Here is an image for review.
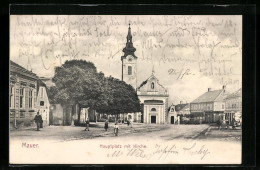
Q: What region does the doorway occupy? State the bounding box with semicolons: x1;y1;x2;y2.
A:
151;116;156;123
171;116;175;124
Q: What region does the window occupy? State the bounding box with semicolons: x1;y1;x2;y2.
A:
20;111;25;118
10;112;14;118
40;101;44;106
10;86;14;108
222;104;225;109
20;88;24;108
151;82;154;89
29;89;33;108
151;108;156;112
128;66;132;75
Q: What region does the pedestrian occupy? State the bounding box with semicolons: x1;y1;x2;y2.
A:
104;119;109;131
130;119;133;128
127;120;130;126
85;117;90;131
232;117;236;129
34;110;43;131
114;121;119;136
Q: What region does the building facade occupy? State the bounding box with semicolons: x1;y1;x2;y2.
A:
167;104;178;124
36;79;50;126
137;74;169;124
224;88;242;125
9;61;38;128
190;86;229;123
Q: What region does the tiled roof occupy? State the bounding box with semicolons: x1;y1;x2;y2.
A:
191;89;224;103
225;88;242;99
10;60;38;79
180;103;190;110
175;104;188;111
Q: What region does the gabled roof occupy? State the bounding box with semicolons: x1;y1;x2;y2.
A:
191;89;226;103
137;74;163;90
225;88;242;99
175;104;188;111
179;103;190;111
10;60;38;79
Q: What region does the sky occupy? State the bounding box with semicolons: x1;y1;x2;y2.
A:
10;15;242;104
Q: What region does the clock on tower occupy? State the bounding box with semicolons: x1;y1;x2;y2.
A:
121;23;138;91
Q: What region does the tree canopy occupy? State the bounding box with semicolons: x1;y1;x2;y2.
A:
49;59;140;116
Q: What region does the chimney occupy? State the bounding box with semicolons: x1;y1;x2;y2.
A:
223;85;226;90
180;101;183;104
208;88;211;92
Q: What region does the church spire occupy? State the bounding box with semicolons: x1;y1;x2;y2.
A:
122;21;137;59
127;21;132;42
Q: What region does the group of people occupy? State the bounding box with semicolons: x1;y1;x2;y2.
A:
33;112;130;137
84;118;122;136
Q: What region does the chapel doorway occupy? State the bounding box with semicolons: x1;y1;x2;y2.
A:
171;116;175;124
151;116;156;123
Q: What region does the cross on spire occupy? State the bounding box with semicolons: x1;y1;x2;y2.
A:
152;65;155;75
122;21;136;59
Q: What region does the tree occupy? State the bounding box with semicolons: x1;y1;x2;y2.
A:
49;59;141;124
96;76;141;121
50;60;99;125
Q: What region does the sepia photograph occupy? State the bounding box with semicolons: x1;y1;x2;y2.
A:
9;14;242;164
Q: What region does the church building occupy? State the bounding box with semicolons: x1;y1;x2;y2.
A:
121;23;169;124
137;71;169;124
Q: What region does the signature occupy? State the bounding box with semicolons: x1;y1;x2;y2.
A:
183;142;210;160
168;68;194;79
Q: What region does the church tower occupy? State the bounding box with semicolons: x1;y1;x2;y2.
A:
121;23;137;90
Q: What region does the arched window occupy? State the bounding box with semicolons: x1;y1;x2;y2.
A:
128;66;132;75
151;108;156;112
151;82;154;89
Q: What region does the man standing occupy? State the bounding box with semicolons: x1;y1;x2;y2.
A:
34;111;43;131
114;121;119;136
104;119;108;131
85;117;90;131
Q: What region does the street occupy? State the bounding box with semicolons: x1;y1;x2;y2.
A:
9;123;242;164
10;122;241;142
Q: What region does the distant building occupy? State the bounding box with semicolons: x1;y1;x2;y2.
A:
224;88;242;124
36;79;50;126
167;104;178;124
9;60;38;128
190;86;229;123
175;101;190;115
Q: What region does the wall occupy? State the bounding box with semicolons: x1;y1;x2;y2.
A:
213;102;225;111
36;86;50;126
143;104;165;124
49;104;64;125
9;75;37;129
190;102;214;112
225;96;242;112
122;56;137;90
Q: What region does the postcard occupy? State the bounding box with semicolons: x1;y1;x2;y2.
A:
9;15;242;164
